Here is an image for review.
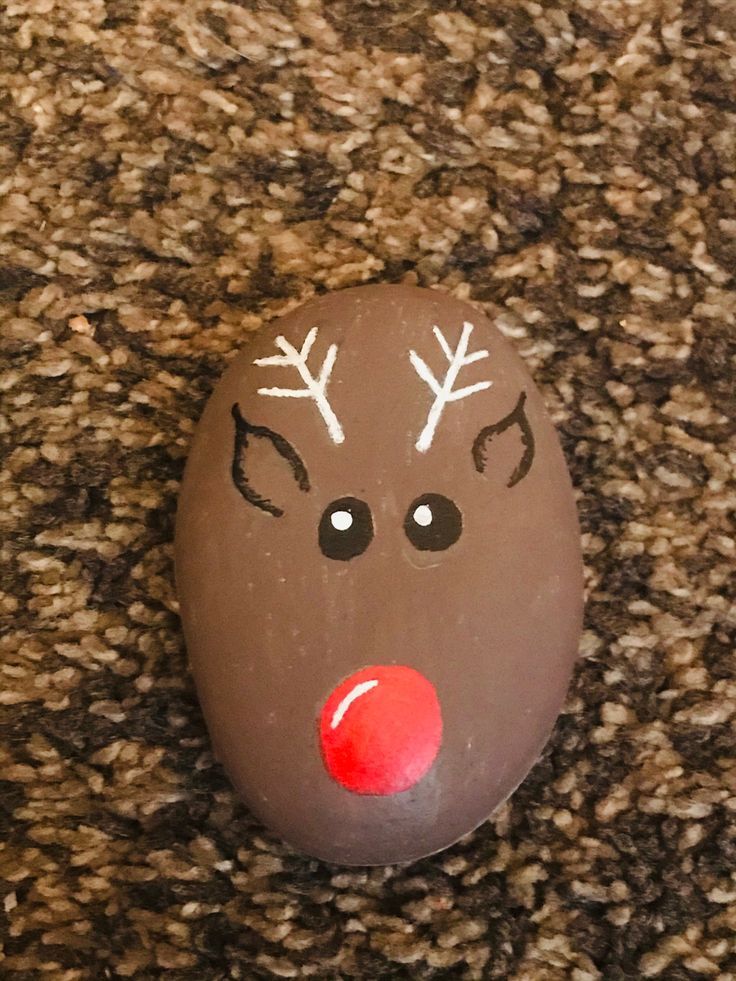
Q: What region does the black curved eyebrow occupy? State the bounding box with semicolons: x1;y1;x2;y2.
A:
471;391;535;488
231;403;310;517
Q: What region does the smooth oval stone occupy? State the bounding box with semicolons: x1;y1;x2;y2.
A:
175;284;584;865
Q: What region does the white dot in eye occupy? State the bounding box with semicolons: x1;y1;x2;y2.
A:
331;510;353;532
413;504;433;527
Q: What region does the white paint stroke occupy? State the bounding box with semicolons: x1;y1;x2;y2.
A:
331;679;378;729
254;326;344;444
410;321;492;452
330;510;353;532
413;504;433;527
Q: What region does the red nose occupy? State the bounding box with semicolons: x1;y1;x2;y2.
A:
318;665;443;795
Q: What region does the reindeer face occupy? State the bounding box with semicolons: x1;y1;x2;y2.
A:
175;285;583;865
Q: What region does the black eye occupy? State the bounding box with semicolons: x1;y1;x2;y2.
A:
319;497;373;561
404;493;462;552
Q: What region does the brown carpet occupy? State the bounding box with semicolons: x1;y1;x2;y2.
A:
2;1;735;978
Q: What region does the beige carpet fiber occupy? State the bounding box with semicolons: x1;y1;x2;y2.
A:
1;1;735;978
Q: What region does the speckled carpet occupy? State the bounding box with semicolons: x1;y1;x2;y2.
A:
1;1;735;978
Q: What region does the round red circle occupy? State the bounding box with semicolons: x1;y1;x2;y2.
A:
318;665;443;795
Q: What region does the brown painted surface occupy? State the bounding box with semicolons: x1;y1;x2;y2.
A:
175;285;584;865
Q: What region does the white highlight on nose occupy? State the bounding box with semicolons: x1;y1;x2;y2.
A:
413;504;433;527
331;679;378;729
330;510;353;532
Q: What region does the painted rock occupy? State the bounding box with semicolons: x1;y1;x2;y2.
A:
175;284;584;865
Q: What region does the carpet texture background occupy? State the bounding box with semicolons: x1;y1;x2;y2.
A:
1;1;735;978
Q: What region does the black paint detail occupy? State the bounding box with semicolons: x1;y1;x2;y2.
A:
319;497;373;561
230;403;310;517
471;391;535;488
404;493;463;552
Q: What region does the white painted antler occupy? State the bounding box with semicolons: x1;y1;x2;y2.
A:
410;321;491;452
254;327;344;444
